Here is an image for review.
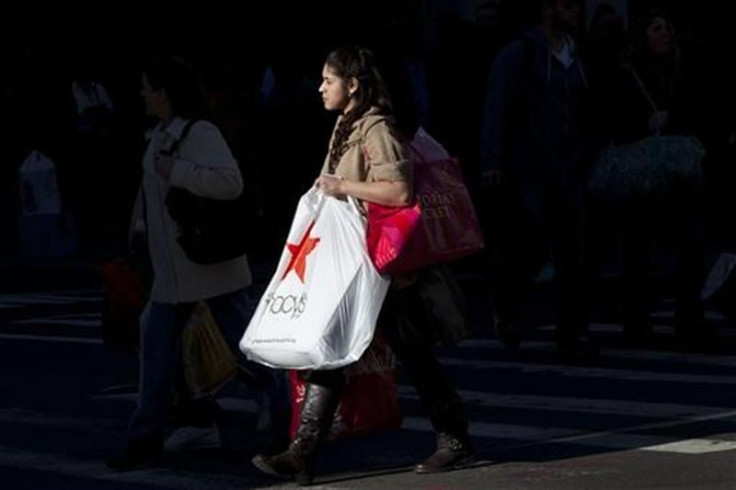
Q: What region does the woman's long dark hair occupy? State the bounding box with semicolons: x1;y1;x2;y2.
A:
325;46;394;172
620;10;682;105
622;10;679;63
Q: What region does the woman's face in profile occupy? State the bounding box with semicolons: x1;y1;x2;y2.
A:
647;16;673;55
140;73;168;119
318;64;351;112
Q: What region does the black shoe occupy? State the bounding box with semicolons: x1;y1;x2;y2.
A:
414;433;476;474
106;438;162;471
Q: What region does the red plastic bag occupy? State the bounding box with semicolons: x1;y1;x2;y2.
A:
289;333;401;440
100;258;146;352
366;130;485;274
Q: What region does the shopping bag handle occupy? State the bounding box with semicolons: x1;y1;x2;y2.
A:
404;141;429;164
347;195;365;217
305;186;328;217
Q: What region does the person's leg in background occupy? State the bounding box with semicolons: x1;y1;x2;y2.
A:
206;287;291;450
489;185;545;350
581;194;609;340
163;351;225;452
380;284;475;474
547;187;597;359
670;191;711;349
107;300;195;470
621;199;654;347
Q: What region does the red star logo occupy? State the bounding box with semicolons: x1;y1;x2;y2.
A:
281;221;321;283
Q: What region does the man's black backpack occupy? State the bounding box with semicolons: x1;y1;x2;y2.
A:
164;120;251;264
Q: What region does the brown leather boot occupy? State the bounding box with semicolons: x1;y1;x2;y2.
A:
414;432;476;474
252;438;315;486
251;383;339;486
415;395;475;474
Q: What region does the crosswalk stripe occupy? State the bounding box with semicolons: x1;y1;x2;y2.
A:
0;294;101;307
90;394;260;415
516;409;736;455
7;400;735;457
538;323;675;334
0;433;732;490
639;438;736;454
403;417;579;440
402;418;725;453
437;356;736;385
4;330;735;383
0;334;102;344
399;387;733;419
595;348;736;368
651;310;728;321
17;289;102;296
0;445;269;490
3;328;735;388
95;391;736;424
389;417;736;454
86;393;736;455
456;338;736;368
0;408;118;435
10;313;102;328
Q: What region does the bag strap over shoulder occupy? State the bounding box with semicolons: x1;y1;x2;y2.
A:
622;64;658;113
162;119;199;157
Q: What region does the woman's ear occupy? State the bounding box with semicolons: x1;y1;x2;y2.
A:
348;77;360;97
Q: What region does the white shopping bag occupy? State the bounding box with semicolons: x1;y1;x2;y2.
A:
240;188;390;369
19;150;62;216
